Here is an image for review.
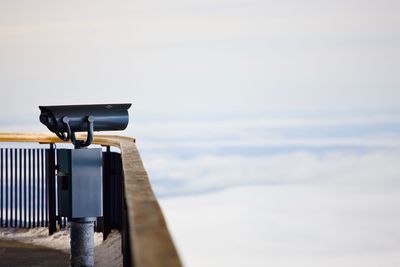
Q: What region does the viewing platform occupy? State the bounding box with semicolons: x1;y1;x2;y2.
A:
0;132;183;267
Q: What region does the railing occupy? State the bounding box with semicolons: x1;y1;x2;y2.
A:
0;148;49;228
0;132;183;267
0;145;115;233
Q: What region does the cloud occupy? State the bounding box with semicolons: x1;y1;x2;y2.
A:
133;117;400;155
160;179;400;266
131;118;400;196
139;117;400;266
147;150;400;197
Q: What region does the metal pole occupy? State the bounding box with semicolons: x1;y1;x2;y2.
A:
70;142;96;267
70;217;96;267
47;144;56;235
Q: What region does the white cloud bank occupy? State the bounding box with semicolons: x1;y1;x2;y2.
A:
141;119;400;267
160;152;400;267
148;151;400;196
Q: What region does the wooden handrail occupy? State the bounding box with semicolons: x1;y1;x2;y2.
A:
0;132;183;267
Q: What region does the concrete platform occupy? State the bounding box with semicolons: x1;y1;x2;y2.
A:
0;240;69;267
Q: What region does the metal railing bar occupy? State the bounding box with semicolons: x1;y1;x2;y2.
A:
45;149;49;227
19;149;22;227
0;148;3;227
32;149;36;227
23;149;27;228
36;149;39;227
14;149;18;227
10;149;13;227
5;149;8;227
28;149;31;228
41;149;45;227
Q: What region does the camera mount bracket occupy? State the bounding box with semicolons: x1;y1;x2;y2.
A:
58;115;95;148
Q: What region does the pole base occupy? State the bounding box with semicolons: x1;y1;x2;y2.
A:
70;218;95;267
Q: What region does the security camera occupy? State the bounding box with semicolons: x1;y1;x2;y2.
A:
39;103;131;147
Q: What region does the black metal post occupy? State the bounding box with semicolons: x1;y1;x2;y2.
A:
0;149;3;227
32;150;36;227
5;149;9;227
23;149;27;228
28;149;32;228
47;144;56;235
41;149;45;227
35;149;40;227
102;149;112;240
43;149;49;227
10;149;13;227
14;149;17;227
19;149;22;227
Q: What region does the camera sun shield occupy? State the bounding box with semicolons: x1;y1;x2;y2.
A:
39;103;131;147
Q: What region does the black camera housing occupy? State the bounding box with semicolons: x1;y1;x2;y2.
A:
39;103;131;133
39;103;131;147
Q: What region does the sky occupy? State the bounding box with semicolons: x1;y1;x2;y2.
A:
0;0;399;119
1;0;400;266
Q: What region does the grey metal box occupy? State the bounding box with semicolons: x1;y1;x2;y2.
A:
57;148;103;219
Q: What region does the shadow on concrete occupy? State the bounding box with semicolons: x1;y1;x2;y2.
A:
0;240;69;267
